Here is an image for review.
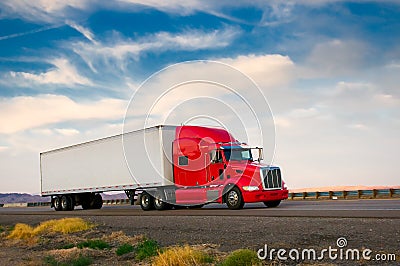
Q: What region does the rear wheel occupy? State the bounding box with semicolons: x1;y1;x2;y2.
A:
92;194;103;209
81;193;102;209
154;190;172;211
140;191;154;211
61;195;73;211
226;187;244;210
81;198;91;210
263;200;281;208
54;196;62;211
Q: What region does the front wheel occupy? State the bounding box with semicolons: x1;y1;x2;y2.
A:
263;200;281;208
140;191;154;211
226;187;244;210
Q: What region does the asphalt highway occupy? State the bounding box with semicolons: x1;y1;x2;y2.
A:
0;199;399;218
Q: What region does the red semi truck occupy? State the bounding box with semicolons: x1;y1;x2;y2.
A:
40;125;288;211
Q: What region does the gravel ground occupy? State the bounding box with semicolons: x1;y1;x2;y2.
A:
0;214;399;265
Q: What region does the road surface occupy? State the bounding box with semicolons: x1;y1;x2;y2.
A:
0;199;399;218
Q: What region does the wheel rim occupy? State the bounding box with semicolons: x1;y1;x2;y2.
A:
227;190;239;206
154;197;162;207
61;197;68;209
141;194;150;207
55;198;61;208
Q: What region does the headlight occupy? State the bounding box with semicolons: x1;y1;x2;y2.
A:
242;186;259;191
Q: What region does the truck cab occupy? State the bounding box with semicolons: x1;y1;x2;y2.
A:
171;125;288;209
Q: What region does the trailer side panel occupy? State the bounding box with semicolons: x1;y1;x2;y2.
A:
40;125;176;196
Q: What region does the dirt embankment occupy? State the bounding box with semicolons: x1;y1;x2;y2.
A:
0;215;399;265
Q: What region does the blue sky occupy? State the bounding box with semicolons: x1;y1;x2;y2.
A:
0;1;399;193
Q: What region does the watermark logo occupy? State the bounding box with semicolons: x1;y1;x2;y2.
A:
257;237;397;262
336;237;347;248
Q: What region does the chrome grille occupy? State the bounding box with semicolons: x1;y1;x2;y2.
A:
262;168;282;190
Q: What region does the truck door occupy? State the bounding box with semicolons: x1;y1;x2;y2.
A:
173;139;207;186
208;149;225;183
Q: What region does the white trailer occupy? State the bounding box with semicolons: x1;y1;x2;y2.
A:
40;125;176;211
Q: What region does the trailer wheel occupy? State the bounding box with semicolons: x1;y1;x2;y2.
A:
226;187;244;210
61;195;73;211
154;190;172;211
54;196;62;211
92;194;103;209
140;191;154;211
69;195;76;211
82;200;91;210
263;200;281;208
81;194;92;210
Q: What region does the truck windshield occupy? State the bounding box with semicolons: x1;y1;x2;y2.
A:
222;146;253;161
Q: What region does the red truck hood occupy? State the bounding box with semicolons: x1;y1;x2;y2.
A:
227;161;261;179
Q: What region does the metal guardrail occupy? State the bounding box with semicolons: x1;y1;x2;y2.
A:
288;189;400;200
102;199;130;205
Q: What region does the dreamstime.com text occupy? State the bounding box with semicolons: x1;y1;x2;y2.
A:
257;237;397;262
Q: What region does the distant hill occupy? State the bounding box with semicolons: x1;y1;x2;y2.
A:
0;193;49;204
0;192;127;204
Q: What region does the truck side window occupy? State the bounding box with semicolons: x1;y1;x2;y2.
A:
210;150;223;164
178;156;188;166
216;151;223;163
210;150;216;162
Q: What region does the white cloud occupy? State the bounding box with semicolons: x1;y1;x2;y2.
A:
0;0;89;23
220;54;295;87
348;123;368;130
2;0;400;26
0;94;127;134
288;107;319;119
72;26;240;71
302;39;369;77
54;128;80;136
66;20;96;43
117;0;208;15
0;146;9;152
8;58;93;86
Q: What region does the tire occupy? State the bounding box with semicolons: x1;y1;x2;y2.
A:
68;195;75;211
82;201;91;209
61;195;73;211
225;187;244;210
54;196;62;211
81;194;92;210
140;191;155;211
154;190;171;211
263;200;281;208
92;194;103;209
